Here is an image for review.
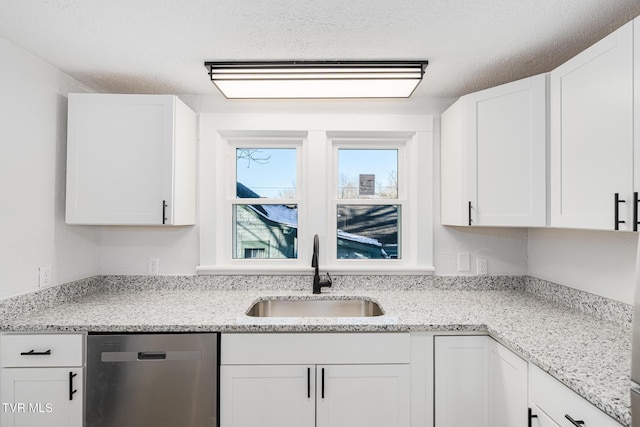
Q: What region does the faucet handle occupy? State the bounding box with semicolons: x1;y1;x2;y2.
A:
325;272;332;285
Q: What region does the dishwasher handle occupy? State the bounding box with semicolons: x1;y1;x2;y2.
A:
137;351;167;360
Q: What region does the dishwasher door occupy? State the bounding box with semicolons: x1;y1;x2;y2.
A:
86;333;218;427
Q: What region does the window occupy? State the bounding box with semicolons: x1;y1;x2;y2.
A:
233;147;299;259
198;115;434;274
335;147;402;260
244;247;266;259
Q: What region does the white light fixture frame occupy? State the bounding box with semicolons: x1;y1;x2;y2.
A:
204;61;429;99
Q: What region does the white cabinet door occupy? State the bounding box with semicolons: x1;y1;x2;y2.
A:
434;336;490;427
550;21;634;230
220;365;315;427
66;93;196;225
441;74;546;227
468;74;547;227
435;336;529;427
0;368;83;427
316;364;410;427
489;338;528;427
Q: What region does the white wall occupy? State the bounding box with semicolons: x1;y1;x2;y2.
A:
528;228;637;304
97;226;199;275
0;38;98;299
95;106;529;276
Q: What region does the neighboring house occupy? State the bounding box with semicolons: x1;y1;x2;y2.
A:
235;183;298;259
236;183;396;259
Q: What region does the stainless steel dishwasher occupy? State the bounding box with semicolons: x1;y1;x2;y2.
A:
86;333;219;427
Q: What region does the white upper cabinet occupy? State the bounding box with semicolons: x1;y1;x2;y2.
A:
441;74;547;227
550;20;634;230
66;93;197;225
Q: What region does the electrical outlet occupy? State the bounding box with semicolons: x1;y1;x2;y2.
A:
148;258;160;275
477;258;488;275
457;253;470;272
38;266;52;288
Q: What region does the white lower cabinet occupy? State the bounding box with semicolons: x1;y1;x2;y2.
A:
434;335;528;427
220;333;411;427
316;364;410;427
0;334;84;427
435;335;490;427
529;365;623;427
490;338;529;427
220;365;315;427
221;363;410;427
1;368;83;427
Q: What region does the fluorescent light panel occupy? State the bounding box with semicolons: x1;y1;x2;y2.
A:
204;61;428;99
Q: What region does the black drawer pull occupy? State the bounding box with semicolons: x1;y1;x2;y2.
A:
307;367;311;398
565;414;585;426
20;349;51;356
69;371;78;401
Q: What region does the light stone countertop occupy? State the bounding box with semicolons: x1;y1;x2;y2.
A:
1;286;632;426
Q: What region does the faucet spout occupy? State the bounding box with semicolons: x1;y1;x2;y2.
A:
312;234;319;269
311;234;332;294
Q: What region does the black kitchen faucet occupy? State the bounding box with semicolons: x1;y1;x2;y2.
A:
311;234;332;294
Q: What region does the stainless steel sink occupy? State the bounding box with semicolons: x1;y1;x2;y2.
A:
246;298;384;317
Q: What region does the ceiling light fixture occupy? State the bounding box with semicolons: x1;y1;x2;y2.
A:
204;61;429;99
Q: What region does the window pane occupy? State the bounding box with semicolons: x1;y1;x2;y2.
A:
338;149;398;199
336;205;400;259
236;148;297;198
233;204;298;259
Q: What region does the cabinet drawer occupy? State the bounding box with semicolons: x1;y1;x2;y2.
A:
222;333;410;365
1;334;83;367
529;365;622;427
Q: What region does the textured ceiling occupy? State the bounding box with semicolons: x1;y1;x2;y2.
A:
1;0;639;113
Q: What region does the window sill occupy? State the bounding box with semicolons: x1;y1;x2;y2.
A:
196;265;435;275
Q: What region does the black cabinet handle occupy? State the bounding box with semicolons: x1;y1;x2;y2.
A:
321;368;325;399
20;349;51;356
634;192;639;232
69;371;78;401
307;367;311;398
162;200;168;224
528;408;538;427
565;414;585;426
615;193;626;230
468;201;473;226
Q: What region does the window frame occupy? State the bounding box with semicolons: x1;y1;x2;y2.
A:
330;138;407;264
225;136;305;268
197;114;434;275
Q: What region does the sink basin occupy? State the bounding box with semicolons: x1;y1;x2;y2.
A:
246;298;384;317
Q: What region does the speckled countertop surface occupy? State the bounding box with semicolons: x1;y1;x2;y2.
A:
1;284;632;426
